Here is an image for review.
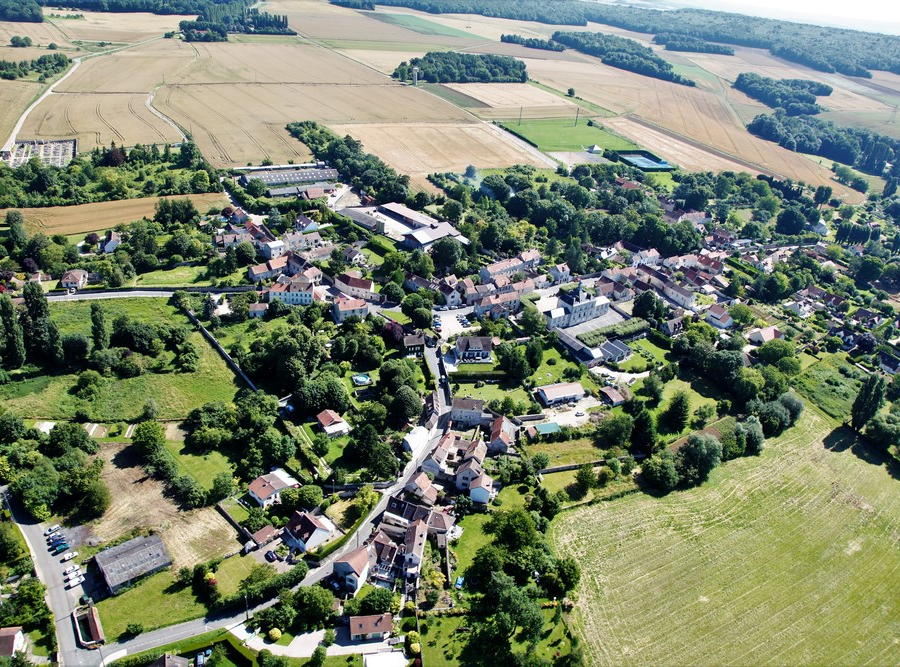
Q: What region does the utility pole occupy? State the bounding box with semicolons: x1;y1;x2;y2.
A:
574;107;580;126
518;105;523;126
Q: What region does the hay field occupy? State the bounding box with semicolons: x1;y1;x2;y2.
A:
443;82;578;119
19;92;182;150
96;443;236;568
341;49;431;74
157;82;470;167
330;121;547;185
55;39;196;93
551;408;900;666
2;192;229;236
46;9;190;44
0;80;40;146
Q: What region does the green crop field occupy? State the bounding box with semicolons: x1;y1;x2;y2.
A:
550;406;900;665
367;12;475;38
501;118;638;153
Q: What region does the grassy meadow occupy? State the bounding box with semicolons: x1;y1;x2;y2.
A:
501;117;639;152
551;406;900;665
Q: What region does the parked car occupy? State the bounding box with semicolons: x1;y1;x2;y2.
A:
44;525;60;536
63;565;79;575
264;550;277;562
575;411;585;417
60;551;78;562
65;570;82;582
48;535;66;545
53;544;70;554
65;577;84;589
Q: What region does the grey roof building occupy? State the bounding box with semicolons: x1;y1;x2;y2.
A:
94;534;172;593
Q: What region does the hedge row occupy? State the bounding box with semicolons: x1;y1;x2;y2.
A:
451;370;506;382
214;562;308;611
646;328;672;350
495;122;539;148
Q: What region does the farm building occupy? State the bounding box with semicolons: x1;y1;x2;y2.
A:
536;382;585;407
239;167;338;188
94;535;172;594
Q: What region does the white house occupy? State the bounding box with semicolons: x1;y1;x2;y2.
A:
784;301;813;319
317;410;351;438
101;231;121;254
284;511;332;552
536;382;584;407
335;272;377;300
333;296;368;323
748;326;783;345
403;520;427;580
0;627;25;659
541;284;610;329
455;337;493;361
402;426;430;457
60;269;88;289
705;304;734;329
247;468;300;508
549;263;571;284
334;545;371;595
262;240;286;260
268;278;315;306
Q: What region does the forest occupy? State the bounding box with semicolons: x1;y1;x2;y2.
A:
346;0;900;77
392;52;528;84
500;34;564;52
0;0;42;22
652;33;734;55
33;0;254;17
0;53;70;82
746;111;900;176
733;72;832;116
553;31;696;86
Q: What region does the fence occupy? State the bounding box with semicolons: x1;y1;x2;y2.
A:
184;309;258;391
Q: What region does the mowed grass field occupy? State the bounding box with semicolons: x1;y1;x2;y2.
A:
551;406;900;665
0;192;228;236
501;117;638;152
0;298;241;421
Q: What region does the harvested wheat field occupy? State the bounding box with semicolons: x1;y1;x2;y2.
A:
3;193;229;236
56;39;196;94
551;408;900;666
526;56;864;197
19;91;182;150
95;443;237;568
0;18;69;48
443;82;578;120
331;121;547;183
0;81;41;146
157;82;468;166
170;41;388;85
46;10;190;44
341;49;431;74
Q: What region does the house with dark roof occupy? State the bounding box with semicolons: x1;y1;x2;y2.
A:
403;334;425;357
334;545;372;595
285;511;332;552
455;337;492;361
450;398;485;426
94;534;172;594
598;339;632;363
349;613;392;641
0;627;25;658
879;351;900;375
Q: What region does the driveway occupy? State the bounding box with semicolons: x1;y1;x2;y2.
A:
543;396;603;427
232;623;394;658
435;308;476;341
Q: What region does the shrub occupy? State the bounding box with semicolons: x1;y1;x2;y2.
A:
124;622;144;637
268;628;282;642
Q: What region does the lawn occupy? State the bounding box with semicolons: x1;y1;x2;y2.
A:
131;264;212;287
221;496;250;524
111;628;255;666
302;423;349;466
450;512;491;576
551;406;900;665
501;117;638;153
95;569;207;640
453;382;530;404
647;376;720;442
214;555;259;597
164;440;233;490
525;438;600;467
632;337;670;364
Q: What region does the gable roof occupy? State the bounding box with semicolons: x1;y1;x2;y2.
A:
0;627;22;657
286;511;328;542
335;545;371;576
94;535;172;590
349;613;392;636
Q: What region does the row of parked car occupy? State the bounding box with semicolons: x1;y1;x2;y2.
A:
44;524;83;589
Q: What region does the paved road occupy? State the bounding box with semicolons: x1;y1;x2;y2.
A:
2;487;91;666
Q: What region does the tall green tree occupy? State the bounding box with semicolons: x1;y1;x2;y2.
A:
851;374;886;432
0;294;26;369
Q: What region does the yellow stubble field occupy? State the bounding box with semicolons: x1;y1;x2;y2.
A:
45;9;190;44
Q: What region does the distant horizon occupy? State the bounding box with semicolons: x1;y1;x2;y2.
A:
601;0;900;36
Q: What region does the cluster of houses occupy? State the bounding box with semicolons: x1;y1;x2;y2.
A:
346;202;469;252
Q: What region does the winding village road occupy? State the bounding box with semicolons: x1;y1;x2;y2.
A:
10;287;454;665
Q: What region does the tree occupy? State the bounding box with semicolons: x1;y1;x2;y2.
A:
744;416;765;455
295;484;324;509
90;302;109;351
632;291;667;323
484;509;538;552
359;586;393;615
864;411;900;449
775;205;805;235
757;338;795;365
777;392;804;425
675;434;722;487
575;464;596;492
594;413;633;449
431;236;462;271
728;303;754;327
519;304;546;336
661;391;691;432
757;400;791;435
131;421;166;456
391;385;422;423
641;450;679;492
467;544;506;590
309;646;327;667
641;374;664;404
854;255;884;285
79;479;111;519
0;295;25;369
209;472;235;502
851;374;886;432
294;585;335;629
381;282;404;303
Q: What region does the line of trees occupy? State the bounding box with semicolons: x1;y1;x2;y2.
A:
733;72;831;116
500;34;564;52
355;0;900;77
392;52;528;84
0;53;70;82
652;33;733;55
747;111;900;176
34;0;254;18
552;31;696;86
